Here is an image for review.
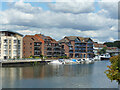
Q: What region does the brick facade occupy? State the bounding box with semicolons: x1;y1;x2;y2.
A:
59;36;94;58
23;34;65;58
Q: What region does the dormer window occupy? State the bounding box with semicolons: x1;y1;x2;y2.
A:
31;38;34;41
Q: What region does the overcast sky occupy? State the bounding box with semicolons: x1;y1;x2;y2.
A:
0;0;119;43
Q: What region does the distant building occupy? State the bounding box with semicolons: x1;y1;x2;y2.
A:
0;30;23;59
59;36;94;58
106;47;120;56
23;34;65;58
93;42;107;55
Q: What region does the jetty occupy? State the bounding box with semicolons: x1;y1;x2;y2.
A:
1;59;51;67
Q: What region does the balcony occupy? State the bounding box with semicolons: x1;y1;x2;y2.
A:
69;47;73;50
87;45;93;47
53;54;60;57
87;48;93;50
75;41;81;43
87;51;93;53
68;44;72;46
47;50;52;52
47;55;52;57
75;51;79;53
75;44;80;46
75;48;79;50
69;51;73;53
54;50;61;52
53;46;60;49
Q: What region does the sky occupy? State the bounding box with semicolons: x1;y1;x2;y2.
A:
0;0;119;43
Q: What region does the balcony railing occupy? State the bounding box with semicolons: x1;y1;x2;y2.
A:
87;48;93;50
69;51;73;53
75;41;81;43
68;44;72;46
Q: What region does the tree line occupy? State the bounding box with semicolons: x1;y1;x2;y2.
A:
104;41;120;49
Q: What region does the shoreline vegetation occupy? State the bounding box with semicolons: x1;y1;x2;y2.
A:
105;54;120;90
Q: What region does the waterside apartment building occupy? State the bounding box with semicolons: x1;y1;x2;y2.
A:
93;42;107;55
23;34;65;58
0;30;23;59
59;36;94;58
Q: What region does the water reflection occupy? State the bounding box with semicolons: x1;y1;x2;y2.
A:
2;64;94;80
2;62;118;88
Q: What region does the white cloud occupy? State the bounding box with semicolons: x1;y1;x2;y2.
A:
17;30;41;35
48;1;95;13
14;1;43;13
0;1;118;43
109;37;116;42
1;7;116;31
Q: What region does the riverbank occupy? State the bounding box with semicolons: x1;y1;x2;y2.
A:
1;59;51;67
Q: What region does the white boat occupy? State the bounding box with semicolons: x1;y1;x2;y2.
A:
49;60;64;64
94;55;101;61
77;58;86;64
94;53;111;61
77;58;94;64
85;58;94;64
64;59;75;64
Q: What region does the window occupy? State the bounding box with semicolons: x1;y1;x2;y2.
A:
13;50;17;54
18;45;20;49
4;50;8;54
9;40;11;43
30;47;32;49
31;38;34;41
4;45;8;49
62;45;64;48
18;40;21;44
9;45;11;49
4;39;8;43
9;50;11;55
30;51;32;53
30;43;32;45
13;45;17;49
14;40;17;43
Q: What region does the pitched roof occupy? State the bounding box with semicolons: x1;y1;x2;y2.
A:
24;35;41;42
58;38;69;43
59;36;92;43
0;30;23;36
65;36;77;41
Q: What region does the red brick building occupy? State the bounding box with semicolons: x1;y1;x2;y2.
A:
23;34;65;58
23;35;42;58
59;36;94;58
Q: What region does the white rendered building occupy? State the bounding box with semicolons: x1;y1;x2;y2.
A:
0;30;23;60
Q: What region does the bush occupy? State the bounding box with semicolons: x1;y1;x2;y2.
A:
105;54;120;84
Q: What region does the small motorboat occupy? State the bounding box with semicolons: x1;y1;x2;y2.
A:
49;60;64;65
85;58;94;64
94;53;111;61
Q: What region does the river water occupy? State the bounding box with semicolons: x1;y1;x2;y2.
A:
1;61;118;88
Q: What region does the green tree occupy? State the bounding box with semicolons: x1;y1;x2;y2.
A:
105;54;120;89
104;41;120;49
99;47;107;55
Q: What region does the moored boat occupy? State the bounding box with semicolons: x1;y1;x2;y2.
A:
48;60;64;65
